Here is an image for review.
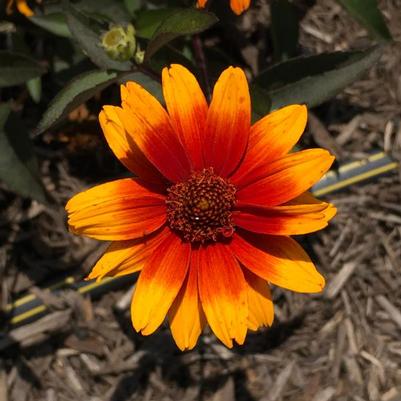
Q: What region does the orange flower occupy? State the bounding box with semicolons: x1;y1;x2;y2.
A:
197;0;250;15
66;64;336;350
6;0;34;16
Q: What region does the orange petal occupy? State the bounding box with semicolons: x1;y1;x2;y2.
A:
196;243;248;348
120;82;191;183
230;0;251;15
87;227;170;281
204;67;251;177
168;263;205;351
237;149;334;206
66;179;166;241
99;107;166;186
16;0;34;16
244;269;274;331
162;64;208;171
231;232;325;293
234;196;336;235
131;232;191;335
197;0;207;8
231;105;307;185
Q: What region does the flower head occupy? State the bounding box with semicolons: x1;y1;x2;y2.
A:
197;0;250;15
66;64;336;350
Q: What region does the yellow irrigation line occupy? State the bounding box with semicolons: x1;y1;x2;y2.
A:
313;162;398;197
10;305;47;325
4;276;75;312
78;277;114;294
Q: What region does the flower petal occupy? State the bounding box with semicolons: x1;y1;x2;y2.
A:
131;232;191;335
231;105;307;185
16;0;34;16
236;149;334;206
119;82;191;182
162;64;208;171
204;67;251;177
244;269;274;331
231;232;325;293
197;243;248;348
197;0;207;7
87;227;170;281
234;197;336;235
99;106;166;186
66;179;166;241
168;263;205;351
230;0;251;15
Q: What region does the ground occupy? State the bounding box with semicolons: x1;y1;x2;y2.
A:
1;0;401;400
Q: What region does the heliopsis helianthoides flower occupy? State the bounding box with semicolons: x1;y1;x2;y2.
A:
6;0;34;17
197;0;250;15
66;64;336;350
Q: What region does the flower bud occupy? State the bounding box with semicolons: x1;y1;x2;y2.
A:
101;24;136;62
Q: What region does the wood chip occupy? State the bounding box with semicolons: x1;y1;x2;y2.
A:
376;296;401;330
0;364;7;401
324;262;358;299
262;361;296;401
211;377;235;401
0;310;71;350
311;387;336;401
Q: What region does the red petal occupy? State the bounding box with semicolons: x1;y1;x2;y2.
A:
231;232;325;293
162;64;208;171
131;232;191;335
99;106;166;186
66;179;166;241
236;149;334;206
87;227;170;281
231;105;307;185
230;0;251;14
168;262;205;351
196;243;248;347
120;82;191;183
203;67;251;177
234;195;336;235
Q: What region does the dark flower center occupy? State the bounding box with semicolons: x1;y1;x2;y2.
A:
166;168;236;243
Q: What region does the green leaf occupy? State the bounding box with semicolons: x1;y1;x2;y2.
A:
76;0;131;23
124;0;142;16
30;13;72;38
255;46;383;110
65;2;132;71
250;84;271;121
36;70;118;134
270;0;299;61
336;0;392;41
26;77;42;103
136;8;178;39
0;51;46;88
145;9;218;61
0;104;47;203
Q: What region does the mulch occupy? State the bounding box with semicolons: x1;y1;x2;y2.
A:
1;0;401;400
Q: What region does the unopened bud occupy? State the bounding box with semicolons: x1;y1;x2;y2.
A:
101;24;136;62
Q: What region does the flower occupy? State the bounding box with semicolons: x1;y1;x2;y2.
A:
197;0;250;15
66;64;336;350
6;0;34;16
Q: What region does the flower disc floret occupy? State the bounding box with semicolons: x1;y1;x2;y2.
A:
166;168;236;243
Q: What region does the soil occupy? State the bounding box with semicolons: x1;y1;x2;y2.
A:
1;0;401;400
